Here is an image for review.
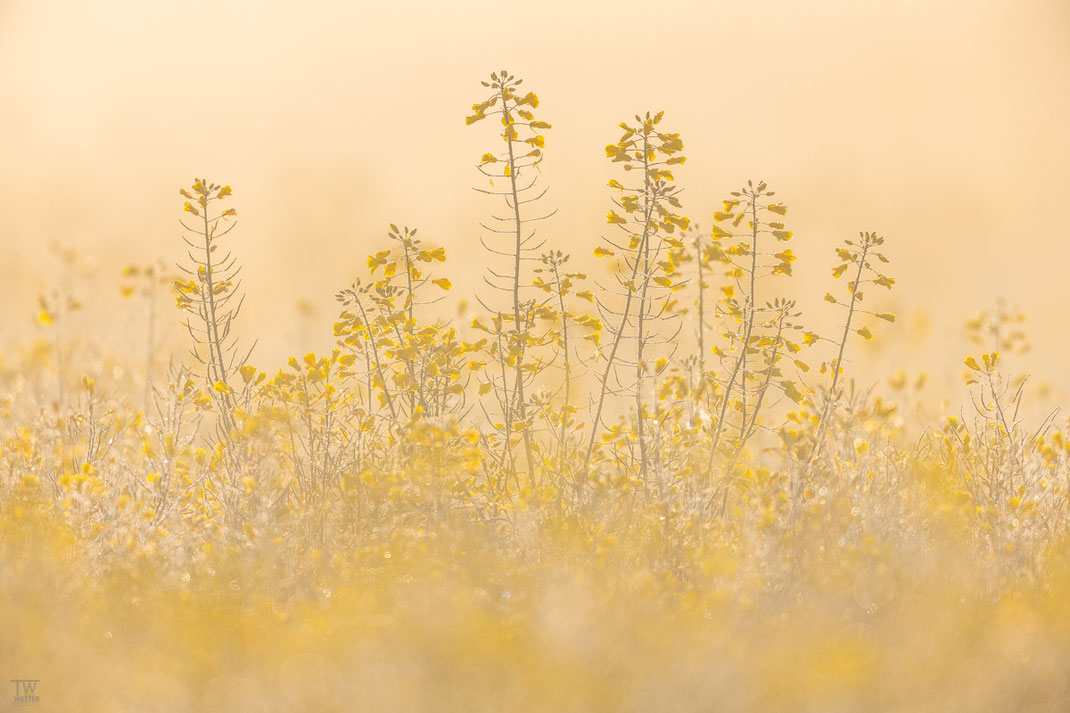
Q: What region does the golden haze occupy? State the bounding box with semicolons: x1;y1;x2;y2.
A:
2;0;1068;393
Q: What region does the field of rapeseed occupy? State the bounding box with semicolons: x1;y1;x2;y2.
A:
2;71;1070;712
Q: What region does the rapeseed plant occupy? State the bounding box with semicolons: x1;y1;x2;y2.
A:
588;111;688;483
173;179;248;432
468;70;553;488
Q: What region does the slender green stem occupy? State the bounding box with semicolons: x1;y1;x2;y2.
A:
500;83;538;489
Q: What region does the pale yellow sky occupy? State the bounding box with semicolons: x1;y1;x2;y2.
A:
1;0;1068;395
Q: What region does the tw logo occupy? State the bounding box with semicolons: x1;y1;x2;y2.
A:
10;680;40;706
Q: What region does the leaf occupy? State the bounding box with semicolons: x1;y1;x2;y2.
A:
594;246;615;258
432;278;452;290
856;326;875;340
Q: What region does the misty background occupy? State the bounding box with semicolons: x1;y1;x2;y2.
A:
2;0;1068;399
